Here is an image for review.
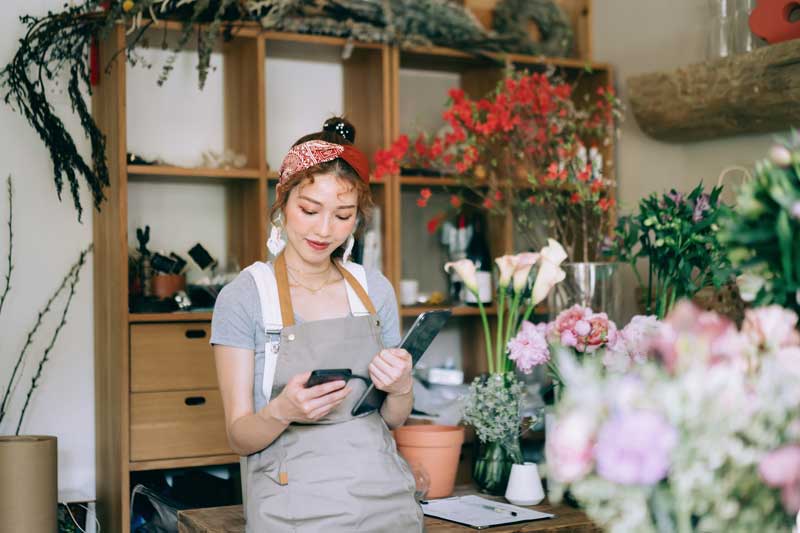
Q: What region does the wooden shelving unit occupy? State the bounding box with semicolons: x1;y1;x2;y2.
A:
92;10;612;531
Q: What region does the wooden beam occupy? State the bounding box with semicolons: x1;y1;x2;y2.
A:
627;39;800;142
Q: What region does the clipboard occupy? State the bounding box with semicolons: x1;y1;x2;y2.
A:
420;495;554;530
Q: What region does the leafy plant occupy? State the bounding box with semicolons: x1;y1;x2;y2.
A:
607;183;732;318
719;137;800;315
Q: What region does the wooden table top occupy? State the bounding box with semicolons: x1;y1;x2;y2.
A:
177;485;598;533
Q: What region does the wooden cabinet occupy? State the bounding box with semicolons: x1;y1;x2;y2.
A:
92;9;611;532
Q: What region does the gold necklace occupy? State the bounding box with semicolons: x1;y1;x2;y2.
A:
287;267;335;294
286;262;331;276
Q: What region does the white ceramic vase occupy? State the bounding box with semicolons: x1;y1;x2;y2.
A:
504;462;545;506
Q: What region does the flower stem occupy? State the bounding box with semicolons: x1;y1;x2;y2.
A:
477;297;495;374
503;291;522;372
495;289;505;374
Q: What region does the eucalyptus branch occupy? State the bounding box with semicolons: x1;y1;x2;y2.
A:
15;244;91;435
0;176;12;317
0;245;90;425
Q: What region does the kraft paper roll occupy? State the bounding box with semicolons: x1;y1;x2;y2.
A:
0;435;57;532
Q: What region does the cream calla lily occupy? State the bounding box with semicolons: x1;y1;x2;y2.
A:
444;259;479;294
512;252;540;293
531;239;567;305
495;255;520;288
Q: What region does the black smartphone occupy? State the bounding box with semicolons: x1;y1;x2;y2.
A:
351;309;452;416
305;368;352;388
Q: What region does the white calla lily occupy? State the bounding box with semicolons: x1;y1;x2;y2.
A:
531;239;567;305
512;252;540;293
495;255;520;288
444;259;479;295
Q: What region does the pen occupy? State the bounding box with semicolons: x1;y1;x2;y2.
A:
481;504;517;517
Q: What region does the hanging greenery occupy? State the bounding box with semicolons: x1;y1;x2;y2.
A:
2;0;573;222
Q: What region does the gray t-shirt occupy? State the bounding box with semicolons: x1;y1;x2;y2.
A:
210;265;401;412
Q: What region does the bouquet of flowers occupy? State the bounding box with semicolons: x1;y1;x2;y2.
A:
545;301;800;532
720;137;800;315
607;182;732;318
507;304;661;401
376;70;623;261
446;239;567;493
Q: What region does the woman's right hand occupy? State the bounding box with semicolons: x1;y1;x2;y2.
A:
268;371;351;424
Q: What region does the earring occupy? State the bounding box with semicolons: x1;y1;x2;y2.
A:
267;213;286;256
342;234;355;264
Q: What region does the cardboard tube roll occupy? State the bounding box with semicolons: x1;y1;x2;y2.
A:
0;435;58;532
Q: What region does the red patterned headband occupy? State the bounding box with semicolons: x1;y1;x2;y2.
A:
278;140;370;184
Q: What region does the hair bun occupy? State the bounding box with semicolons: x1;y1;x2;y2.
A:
323;117;356;143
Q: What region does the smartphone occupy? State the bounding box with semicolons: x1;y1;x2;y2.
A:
351;309;452;416
305;368;352;388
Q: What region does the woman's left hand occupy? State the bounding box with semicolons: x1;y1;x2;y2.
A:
368;348;413;396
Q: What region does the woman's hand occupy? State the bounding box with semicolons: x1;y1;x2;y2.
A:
268;371;351;424
369;349;413;396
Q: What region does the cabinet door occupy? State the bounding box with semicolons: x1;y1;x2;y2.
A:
130;323;218;392
130;389;231;461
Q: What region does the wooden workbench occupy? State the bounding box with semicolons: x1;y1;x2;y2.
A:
177;485;599;532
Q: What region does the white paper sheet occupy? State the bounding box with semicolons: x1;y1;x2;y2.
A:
421;495;554;530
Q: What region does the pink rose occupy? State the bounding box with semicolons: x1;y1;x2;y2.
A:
546;412;595;483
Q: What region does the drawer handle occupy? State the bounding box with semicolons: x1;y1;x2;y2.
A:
185;329;207;339
184;396;206;406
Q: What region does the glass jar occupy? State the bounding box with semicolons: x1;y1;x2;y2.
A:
472;437;522;495
732;0;765;53
707;0;734;59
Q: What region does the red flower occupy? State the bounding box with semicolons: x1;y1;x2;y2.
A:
494;190;503;201
577;167;591;182
427;215;443;234
569;192;582;204
450;195;462;208
420;188;432;200
482;198;494;209
416;198;428;208
527;195;537;205
415;134;428;157
449;88;465;102
598;197;615;211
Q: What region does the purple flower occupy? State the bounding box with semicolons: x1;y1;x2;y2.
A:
508;321;550;374
660;190;685;210
692;193;711;222
595;410;677;485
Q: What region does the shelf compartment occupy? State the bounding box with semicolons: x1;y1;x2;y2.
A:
127;165;261;179
128;312;213;323
129;454;239;472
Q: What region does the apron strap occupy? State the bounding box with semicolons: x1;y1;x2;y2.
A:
274;253;296;327
334;261;377;316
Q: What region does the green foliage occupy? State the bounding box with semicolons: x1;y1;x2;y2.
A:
463;372;525;460
719;136;800;314
608;182;733;318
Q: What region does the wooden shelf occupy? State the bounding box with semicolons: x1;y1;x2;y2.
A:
400;305;497;317
627;39;800;142
129;454;239;472
399;175;463;187
263;31;385;51
400;44;607;72
127;165;261;180
129;312;213;323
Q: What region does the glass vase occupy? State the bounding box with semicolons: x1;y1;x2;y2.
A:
547;262;622;323
472;437;522;495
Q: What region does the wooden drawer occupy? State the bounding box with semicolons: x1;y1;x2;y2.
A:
130;390;232;462
130;323;217;392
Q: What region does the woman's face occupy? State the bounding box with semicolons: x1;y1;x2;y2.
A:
283;173;359;264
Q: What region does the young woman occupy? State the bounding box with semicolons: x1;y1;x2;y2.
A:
211;118;423;531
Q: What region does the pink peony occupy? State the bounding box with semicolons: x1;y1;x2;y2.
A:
545;411;595;483
507;321;550;374
742;305;800;352
548;305;617;354
776;347;800;378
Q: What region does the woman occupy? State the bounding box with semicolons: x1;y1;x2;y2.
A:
211;118;423;532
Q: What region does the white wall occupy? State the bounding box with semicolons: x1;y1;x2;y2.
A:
0;0;785;505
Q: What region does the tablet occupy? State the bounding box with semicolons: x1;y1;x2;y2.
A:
351;309;452;416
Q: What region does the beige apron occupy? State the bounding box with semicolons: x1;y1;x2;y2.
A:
245;254;423;532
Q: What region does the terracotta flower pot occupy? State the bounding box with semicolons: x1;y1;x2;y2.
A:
151;273;186;299
394;425;464;498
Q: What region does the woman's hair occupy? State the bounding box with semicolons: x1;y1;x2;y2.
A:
269;117;374;243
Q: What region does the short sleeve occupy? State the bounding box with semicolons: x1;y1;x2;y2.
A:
365;269;402;348
210;272;258;351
